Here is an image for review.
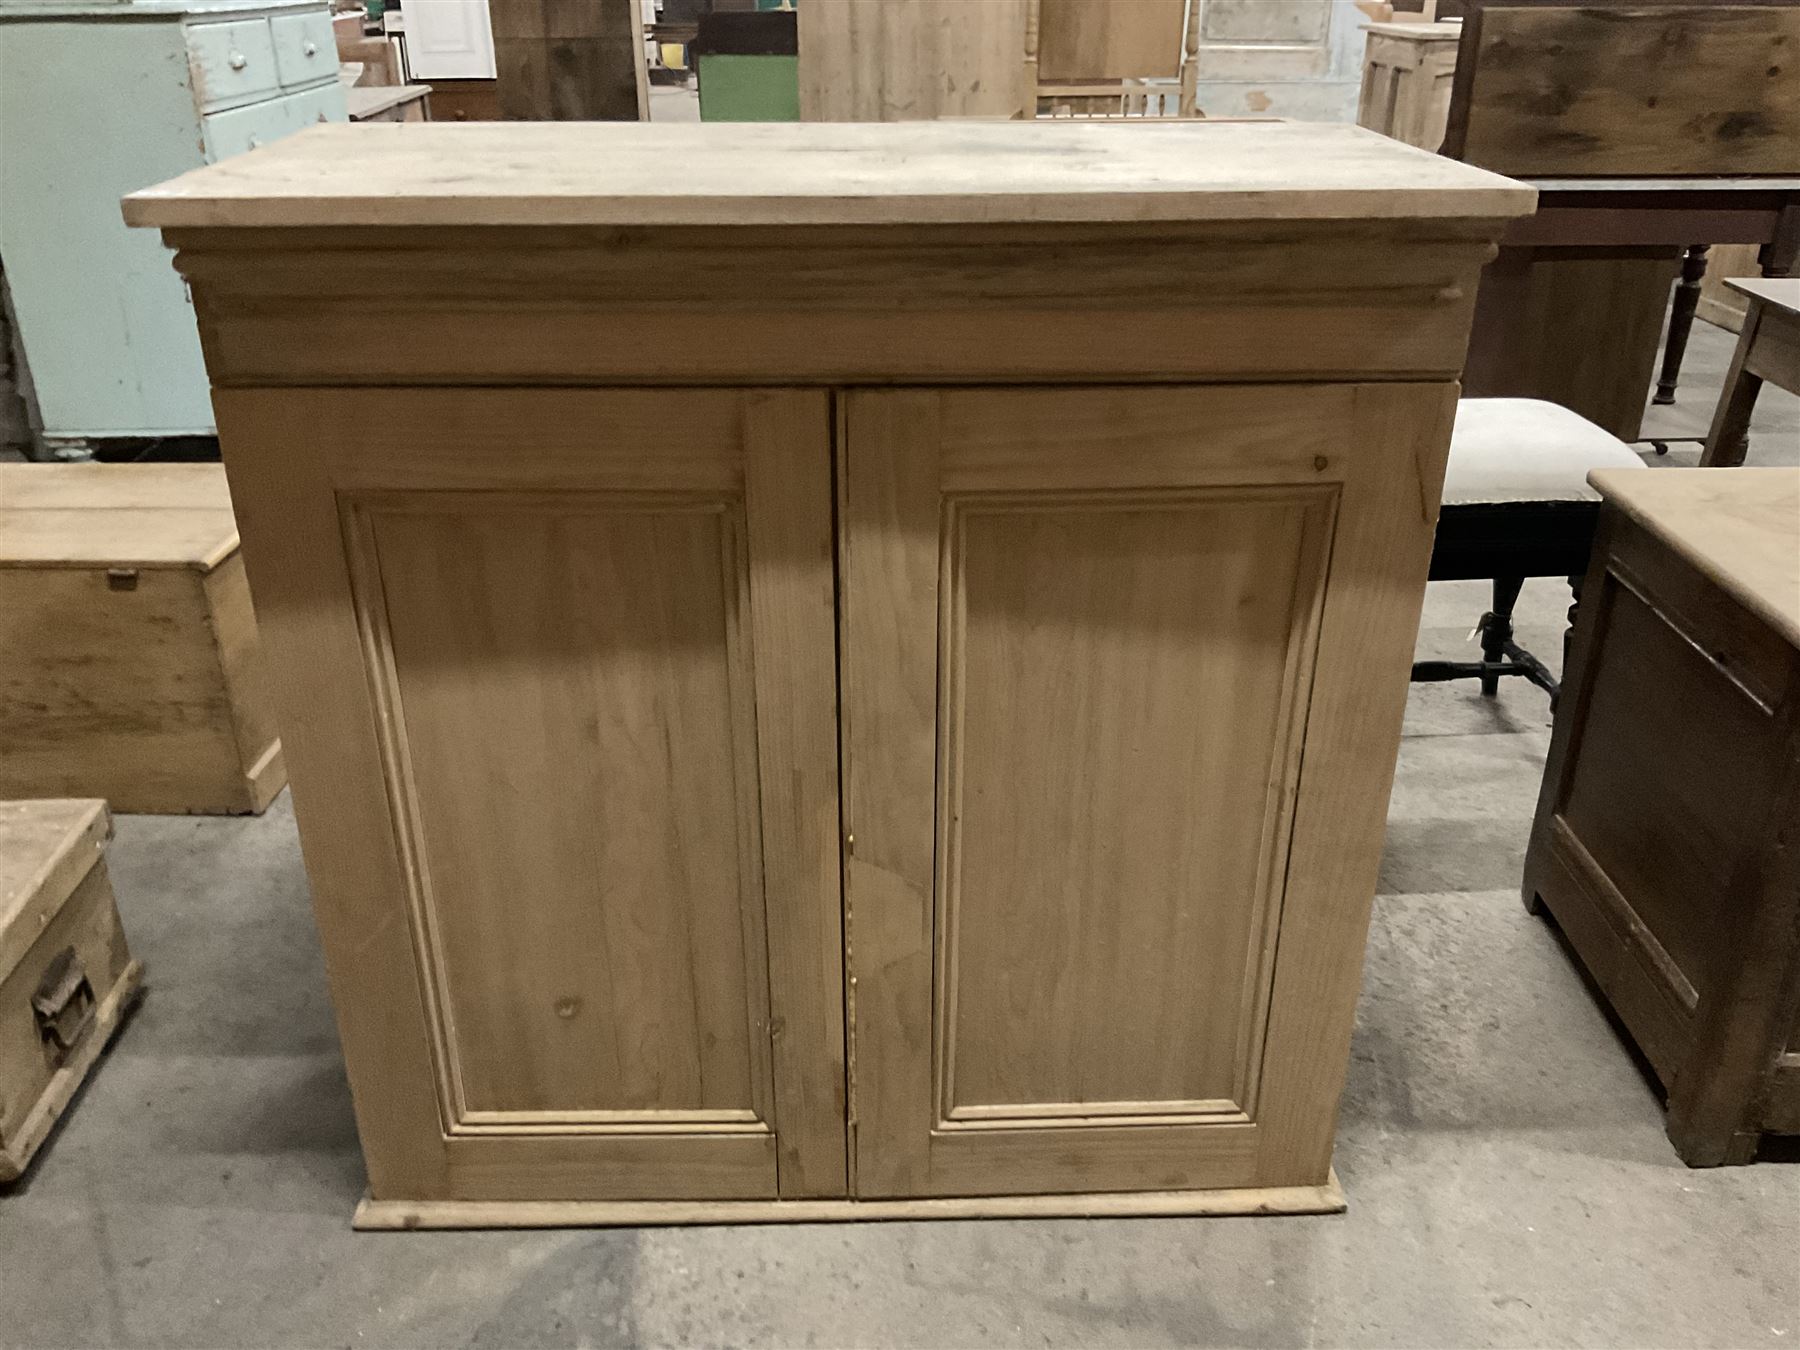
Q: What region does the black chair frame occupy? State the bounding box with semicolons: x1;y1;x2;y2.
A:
1411;499;1601;701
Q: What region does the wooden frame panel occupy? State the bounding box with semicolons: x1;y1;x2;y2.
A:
1443;1;1800;176
930;487;1334;1132
337;489;778;1136
165;223;1502;390
841;382;1455;1198
1525;499;1800;1165
211;386;846;1202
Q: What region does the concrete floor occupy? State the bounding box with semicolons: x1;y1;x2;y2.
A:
2;323;1797;1348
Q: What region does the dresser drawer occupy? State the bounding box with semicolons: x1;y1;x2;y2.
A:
271;10;338;89
202;86;346;161
186;18;281;112
280;81;350;130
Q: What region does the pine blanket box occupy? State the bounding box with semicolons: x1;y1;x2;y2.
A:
0;463;286;815
125;121;1534;1227
0;799;142;1182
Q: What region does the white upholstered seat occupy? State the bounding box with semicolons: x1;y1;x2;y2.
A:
1444;398;1646;507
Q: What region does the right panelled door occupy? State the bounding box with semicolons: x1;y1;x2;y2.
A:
841;382;1455;1198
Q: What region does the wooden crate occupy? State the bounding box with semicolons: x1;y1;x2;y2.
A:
1;799;142;1182
0;464;284;814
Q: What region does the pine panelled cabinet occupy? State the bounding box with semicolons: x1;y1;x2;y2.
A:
125;122;1533;1228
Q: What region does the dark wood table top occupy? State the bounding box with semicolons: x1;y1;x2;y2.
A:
1503;177;1800;256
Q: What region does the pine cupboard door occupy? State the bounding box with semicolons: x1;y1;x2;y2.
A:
211;388;845;1203
840;383;1455;1197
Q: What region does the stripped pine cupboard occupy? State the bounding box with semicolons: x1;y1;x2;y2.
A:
124;121;1534;1226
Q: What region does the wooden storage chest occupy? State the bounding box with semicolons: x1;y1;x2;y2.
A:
0;463;285;815
1525;468;1800;1166
0;799;142;1182
125;121;1534;1226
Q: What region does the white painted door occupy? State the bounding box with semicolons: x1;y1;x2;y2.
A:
1186;0;1365;120
402;0;495;79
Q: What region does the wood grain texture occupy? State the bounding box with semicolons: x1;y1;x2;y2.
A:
1246;381;1457;1186
1450;4;1800;176
741;393;849;1199
353;1171;1346;1228
212;386;845;1203
839;389;942;1200
0;563;280;815
938;491;1329;1123
1589;468;1800;648
0;462;233;512
1556;583;1777;1011
0;956;141;1183
1037;0;1186;81
203;558;286;815
122;122;1534;229
1703;282;1800;466
1462;251;1682;440
1697;244;1765;332
0;464;281;815
162;220;1503;391
0;800;109;976
0;810;136;1174
344;494;772;1126
842;383;1451;1199
1525;495;1800;1165
0;463;237;569
492;0;645;122
798;0;1029;121
1357;22;1461;151
161;135;1519;1215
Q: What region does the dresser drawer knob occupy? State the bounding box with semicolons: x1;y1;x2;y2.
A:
303;40;317;55
228;49;248;70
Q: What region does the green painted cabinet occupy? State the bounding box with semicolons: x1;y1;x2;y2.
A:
0;0;346;453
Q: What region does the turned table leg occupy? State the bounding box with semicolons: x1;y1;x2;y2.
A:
1653;244;1710;405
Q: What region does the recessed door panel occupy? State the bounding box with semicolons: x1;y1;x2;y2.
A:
213;387;845;1202
940;492;1323;1126
842;383;1454;1198
349;495;770;1129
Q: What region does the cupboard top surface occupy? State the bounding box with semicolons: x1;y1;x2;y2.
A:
1592;467;1800;649
121;121;1534;230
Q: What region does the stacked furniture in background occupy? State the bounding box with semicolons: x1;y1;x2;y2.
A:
1027;0;1197;118
0;0;346;459
1356;19;1459;150
1442;0;1800;443
799;0;1360;123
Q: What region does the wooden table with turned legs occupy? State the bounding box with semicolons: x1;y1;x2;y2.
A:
1701;277;1800;467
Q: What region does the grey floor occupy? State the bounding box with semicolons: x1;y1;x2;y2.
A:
2;323;1797;1349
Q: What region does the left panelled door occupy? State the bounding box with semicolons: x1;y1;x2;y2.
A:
213;388;846;1203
